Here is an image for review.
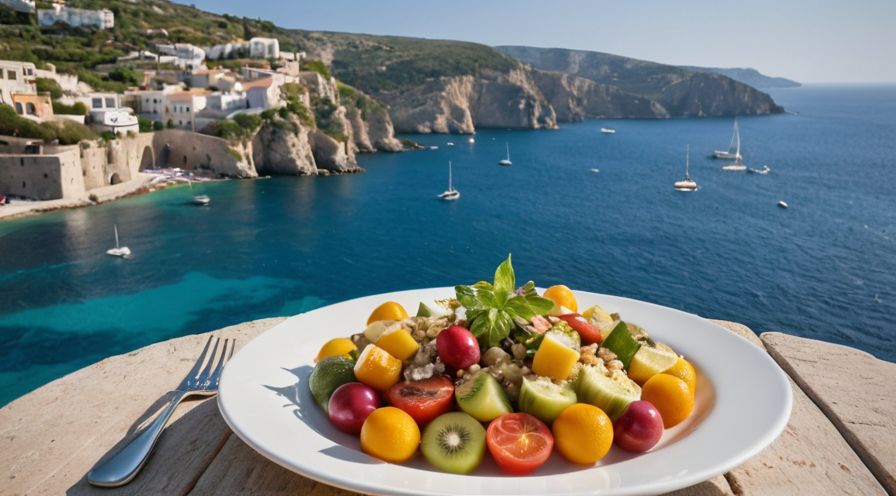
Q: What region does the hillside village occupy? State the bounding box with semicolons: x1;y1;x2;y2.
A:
0;1;407;207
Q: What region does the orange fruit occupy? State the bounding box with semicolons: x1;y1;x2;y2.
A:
641;374;694;428
663;357;697;396
353;344;402;392
551;404;613;465
543;285;578;313
315;337;356;363
360;407;421;463
367;301;408;325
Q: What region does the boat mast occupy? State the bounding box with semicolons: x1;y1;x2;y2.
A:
685;144;691;179
448;161;453;191
114;225;120;249
734;120;742;162
505;143;510;161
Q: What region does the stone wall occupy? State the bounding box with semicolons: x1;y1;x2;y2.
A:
0;148;85;200
151;130;256;178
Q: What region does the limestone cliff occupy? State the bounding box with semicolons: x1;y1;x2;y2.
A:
377;68;556;134
252;73;399;176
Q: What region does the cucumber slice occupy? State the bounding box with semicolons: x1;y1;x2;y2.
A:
602;322;641;369
518;376;577;423
574;363;641;420
455;371;513;422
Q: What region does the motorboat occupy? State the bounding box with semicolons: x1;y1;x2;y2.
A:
600;127;616;134
192;195;210;206
748;165;771;175
778;200;789;209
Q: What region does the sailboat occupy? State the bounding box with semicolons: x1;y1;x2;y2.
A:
674;145;698;192
498;143;512;166
106;224;131;257
720;120;747;171
714;119;742;160
600;127;616;134
438;160;460;201
188;180;210;205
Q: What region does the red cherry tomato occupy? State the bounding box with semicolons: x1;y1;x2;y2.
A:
486;413;554;475
558;313;603;344
385;375;454;425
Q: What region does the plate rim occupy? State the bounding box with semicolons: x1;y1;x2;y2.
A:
218;287;793;496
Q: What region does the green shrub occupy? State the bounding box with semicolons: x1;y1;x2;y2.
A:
108;66;142;86
233;112;261;131
153;121;164;131
50;120;99;145
36;78;63;99
100;131;117;141
138;117;154;132
51;100;88;115
166;119;174;129
303;59;330;79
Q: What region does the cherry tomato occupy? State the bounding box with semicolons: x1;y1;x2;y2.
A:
558;313;603;345
486;413;554;475
385;375;454;425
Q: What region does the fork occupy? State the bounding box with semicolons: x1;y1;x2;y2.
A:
87;336;234;487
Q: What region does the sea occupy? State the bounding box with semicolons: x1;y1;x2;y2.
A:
1;84;894;406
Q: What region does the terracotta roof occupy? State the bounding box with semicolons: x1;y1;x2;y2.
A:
166;92;195;102
240;77;273;89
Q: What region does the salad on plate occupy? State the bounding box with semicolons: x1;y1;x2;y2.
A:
308;255;698;475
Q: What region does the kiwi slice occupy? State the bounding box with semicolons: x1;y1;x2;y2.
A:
455;371;512;422
421;412;487;473
518;376;577;423
574;363;641;420
308;356;356;412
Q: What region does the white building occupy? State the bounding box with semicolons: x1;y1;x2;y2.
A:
0;60;36;106
249;37;279;59
37;5;114;30
91;109;138;136
116;50;160;64
131;84;180;122
0;0;35;13
155;43;206;70
165;91;208;130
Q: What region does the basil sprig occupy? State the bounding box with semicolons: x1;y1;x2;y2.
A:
455;255;555;348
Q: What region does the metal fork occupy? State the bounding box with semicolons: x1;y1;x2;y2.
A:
87;336;234;487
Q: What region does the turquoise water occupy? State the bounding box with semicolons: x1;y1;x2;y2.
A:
1;85;894;406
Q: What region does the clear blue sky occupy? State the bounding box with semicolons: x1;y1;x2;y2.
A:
181;0;895;83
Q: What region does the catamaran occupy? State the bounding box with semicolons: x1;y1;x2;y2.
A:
714;119;742;160
674;145;698;192
438;160;460;201
106;224;131;257
498;143;512;166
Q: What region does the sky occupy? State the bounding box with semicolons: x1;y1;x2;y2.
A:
181;0;895;83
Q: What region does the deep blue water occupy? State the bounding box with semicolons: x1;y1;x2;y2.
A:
1;85;894;406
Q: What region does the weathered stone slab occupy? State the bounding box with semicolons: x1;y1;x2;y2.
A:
0;317;285;496
762;331;896;493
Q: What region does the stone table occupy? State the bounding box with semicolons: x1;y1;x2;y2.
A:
1;318;892;495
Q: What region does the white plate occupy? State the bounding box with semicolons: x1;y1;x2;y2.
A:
218;288;792;496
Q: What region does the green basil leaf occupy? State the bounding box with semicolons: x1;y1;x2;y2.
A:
505;295;555;320
518;280;537;297
455;285;479;309
493;254;515;297
474;286;498;309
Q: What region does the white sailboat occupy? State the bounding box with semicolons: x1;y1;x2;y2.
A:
600;127;616;134
714;119;742;160
188;180;210;205
498;143;512;166
721;120;747;171
438;160;460;201
674;145;698;192
106;224;131;257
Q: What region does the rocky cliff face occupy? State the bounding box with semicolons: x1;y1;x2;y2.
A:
368;68;557;134
252;72;398;176
495;45;784;119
